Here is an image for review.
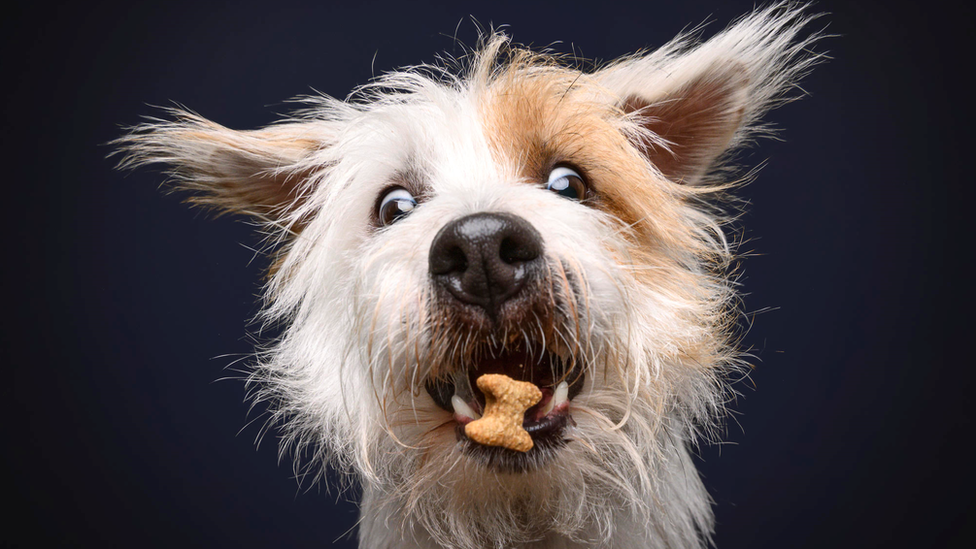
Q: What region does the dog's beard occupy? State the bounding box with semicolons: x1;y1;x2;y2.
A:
359;361;716;548
342;253;721;548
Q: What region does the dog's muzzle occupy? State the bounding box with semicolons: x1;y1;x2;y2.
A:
425;212;585;463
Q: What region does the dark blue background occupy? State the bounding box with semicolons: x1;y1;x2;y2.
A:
4;1;967;547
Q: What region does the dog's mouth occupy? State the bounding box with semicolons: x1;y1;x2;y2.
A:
424;346;585;446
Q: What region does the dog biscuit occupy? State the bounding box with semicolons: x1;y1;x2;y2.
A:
464;373;542;452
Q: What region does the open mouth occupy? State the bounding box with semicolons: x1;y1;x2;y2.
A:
425;346;585;447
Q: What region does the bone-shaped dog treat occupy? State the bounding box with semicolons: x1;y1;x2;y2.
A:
464;373;542;452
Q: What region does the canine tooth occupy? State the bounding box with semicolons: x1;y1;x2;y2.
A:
540;381;569;416
540;397;555;417
451;395;481;420
553;381;570;407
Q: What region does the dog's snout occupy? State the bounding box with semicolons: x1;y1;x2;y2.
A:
429;212;543;318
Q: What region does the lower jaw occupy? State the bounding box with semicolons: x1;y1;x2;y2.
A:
452;399;576;472
456;427;571;473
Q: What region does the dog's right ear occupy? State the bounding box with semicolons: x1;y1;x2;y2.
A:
113;109;332;226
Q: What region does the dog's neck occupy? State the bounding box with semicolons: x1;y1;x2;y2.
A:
359;497;646;549
358;486;675;549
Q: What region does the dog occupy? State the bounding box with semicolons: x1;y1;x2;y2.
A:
115;4;822;547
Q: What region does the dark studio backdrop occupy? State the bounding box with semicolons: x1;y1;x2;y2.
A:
4;0;968;547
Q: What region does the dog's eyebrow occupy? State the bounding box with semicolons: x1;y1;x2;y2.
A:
390;164;431;196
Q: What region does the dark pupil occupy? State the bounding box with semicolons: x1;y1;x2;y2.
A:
381;199;413;225
550;176;581;200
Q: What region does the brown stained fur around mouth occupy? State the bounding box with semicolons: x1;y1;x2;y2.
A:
422;258;566;382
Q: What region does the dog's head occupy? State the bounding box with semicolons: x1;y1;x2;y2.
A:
116;6;821;547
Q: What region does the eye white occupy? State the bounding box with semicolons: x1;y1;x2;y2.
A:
380;188;416;210
547;166;581;190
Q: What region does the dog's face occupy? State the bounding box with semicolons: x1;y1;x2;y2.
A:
254;52;735;541
116;7;820;548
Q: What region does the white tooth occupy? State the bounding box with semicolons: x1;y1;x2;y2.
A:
541;381;570;417
540;398;555;417
451;395;481;420
553;381;570;407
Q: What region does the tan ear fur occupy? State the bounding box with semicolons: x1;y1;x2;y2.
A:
113;109;325;224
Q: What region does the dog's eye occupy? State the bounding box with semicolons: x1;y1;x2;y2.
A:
377;187;417;226
546;166;587;200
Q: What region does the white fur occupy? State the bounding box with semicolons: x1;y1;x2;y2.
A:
114;4;823;548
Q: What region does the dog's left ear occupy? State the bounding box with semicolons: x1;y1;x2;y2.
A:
596;4;823;184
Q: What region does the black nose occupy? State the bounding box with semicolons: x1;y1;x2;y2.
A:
429;212;543;319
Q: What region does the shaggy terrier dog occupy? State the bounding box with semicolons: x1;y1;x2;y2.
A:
116;4;822;548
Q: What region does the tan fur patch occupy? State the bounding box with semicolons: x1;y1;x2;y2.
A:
479;58;692;254
479;59;729;371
